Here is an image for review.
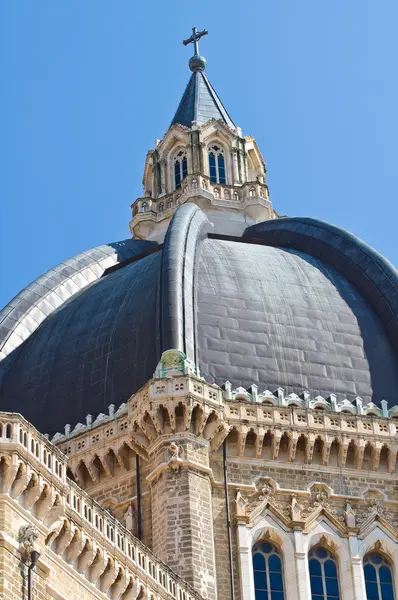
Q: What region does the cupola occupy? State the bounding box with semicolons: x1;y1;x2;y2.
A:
130;27;278;242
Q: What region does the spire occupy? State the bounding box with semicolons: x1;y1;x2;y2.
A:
170;27;235;130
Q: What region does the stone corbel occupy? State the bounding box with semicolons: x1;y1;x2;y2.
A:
23;474;42;510
111;569;130;598
272;430;282;460
77;541;97;573
35;485;56;521
289;433;298;462
306;435;316;463
238;427;248;457
65;530;85;564
210;423;229;452
372;443;382;471
54;522;74;556
0;455;19;494
10;462;29;499
355;441;365;470
123;577;139;600
340;438;349;467
99;559;119;594
323;439;332;466
88;550;107;584
388;445;398;473
255;428;265;459
85;460;100;484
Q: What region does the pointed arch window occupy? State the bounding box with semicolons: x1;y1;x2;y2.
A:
208;145;226;184
174;150;187;189
309;546;340;600
364;553;395;600
252;541;285;600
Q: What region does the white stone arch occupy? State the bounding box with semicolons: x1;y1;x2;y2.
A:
237;514;297;600
359;525;398;600
303;522;352;600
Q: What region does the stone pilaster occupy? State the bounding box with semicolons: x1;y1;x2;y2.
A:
148;439;217;600
348;535;367;600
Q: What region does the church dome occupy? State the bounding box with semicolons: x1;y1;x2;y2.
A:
1;203;398;435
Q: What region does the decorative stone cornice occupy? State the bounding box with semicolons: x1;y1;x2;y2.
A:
51;371;398;485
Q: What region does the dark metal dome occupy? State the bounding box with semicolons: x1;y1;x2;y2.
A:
1;205;398;434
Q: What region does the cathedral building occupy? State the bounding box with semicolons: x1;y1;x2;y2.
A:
1;27;398;600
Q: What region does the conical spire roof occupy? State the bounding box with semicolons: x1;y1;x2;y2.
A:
170;70;235;129
170;26;235;130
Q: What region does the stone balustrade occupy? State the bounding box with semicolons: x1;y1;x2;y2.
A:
0;412;67;482
0;411;202;600
131;173;271;219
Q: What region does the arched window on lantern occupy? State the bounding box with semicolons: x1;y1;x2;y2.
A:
174;149;187;189
208;145;226;184
363;552;395;600
309;546;341;600
252;541;285;600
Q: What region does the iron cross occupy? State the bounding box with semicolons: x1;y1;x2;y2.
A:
183;27;208;55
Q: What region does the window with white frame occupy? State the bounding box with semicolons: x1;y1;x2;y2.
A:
309;546;340;600
252;541;285;600
208;144;226;184
364;552;395;600
174;149;187;189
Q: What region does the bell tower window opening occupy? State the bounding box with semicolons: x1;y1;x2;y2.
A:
364;553;395;600
208;145;226;184
174;150;188;189
252;541;285;600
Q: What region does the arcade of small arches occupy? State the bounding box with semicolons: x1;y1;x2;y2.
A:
57;389;398;489
224;428;397;473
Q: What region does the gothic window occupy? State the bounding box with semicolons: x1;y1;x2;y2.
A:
174;150;187;189
141;202;148;213
252;541;285;600
309;546;340;600
364;553;395;600
208;145;226;184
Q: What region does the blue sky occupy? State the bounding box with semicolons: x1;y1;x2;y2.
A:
1;1;397;307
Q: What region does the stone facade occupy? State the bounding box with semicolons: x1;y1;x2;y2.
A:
37;350;398;600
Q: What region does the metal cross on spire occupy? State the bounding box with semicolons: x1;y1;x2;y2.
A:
183;27;208;55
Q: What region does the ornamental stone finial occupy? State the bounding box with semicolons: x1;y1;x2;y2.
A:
183;27;208;72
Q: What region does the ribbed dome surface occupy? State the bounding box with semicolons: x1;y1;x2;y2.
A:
1;205;398;434
196;239;398;400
